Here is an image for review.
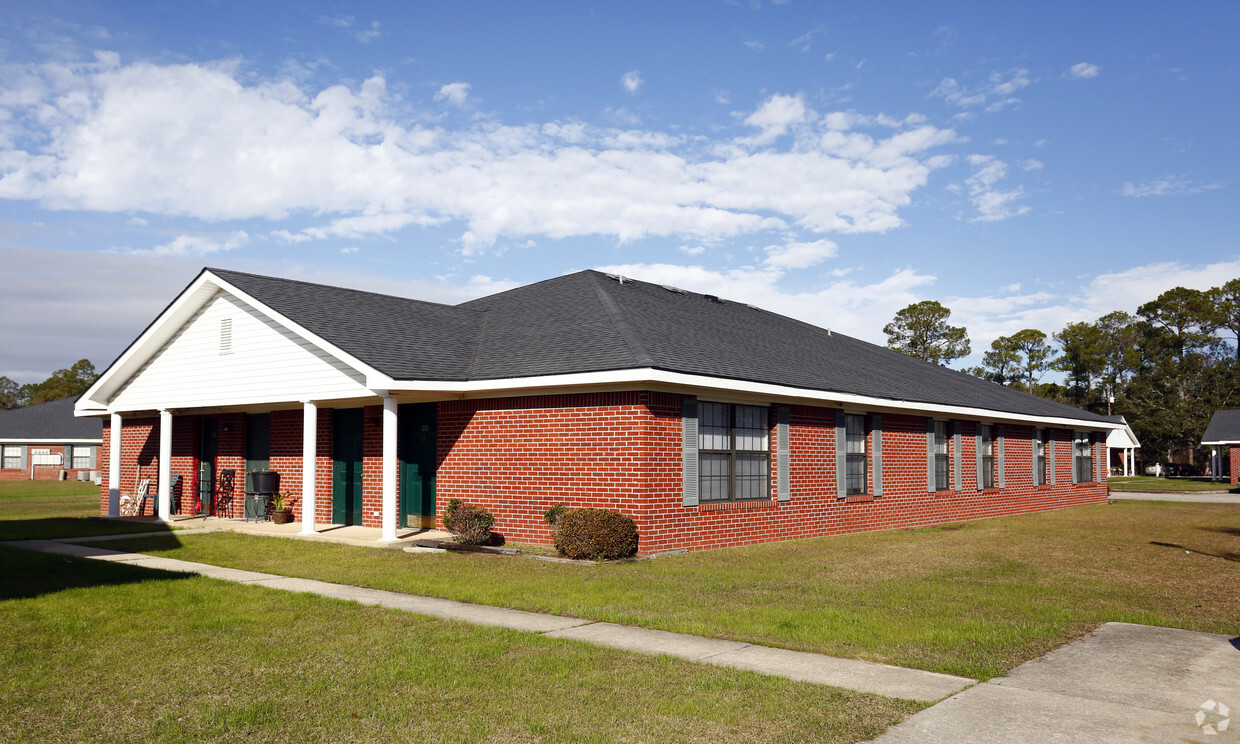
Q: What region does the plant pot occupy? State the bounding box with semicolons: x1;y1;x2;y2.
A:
251;471;280;494
270;509;293;525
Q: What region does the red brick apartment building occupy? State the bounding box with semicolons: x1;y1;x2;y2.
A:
76;269;1116;553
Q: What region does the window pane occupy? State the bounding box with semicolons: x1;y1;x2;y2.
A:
936;454;950;490
981;425;993;456
845;415;865;454
735;405;768;451
846;454;866;494
935;422;948;455
699;453;730;501
735;454;768;500
699;402;730;451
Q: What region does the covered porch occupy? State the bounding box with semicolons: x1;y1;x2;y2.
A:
112;513;453;548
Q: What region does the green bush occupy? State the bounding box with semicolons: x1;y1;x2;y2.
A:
543;503;568;526
443;498;495;545
553;508;638;560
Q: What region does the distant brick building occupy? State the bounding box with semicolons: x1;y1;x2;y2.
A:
77;269;1117;552
0;397;102;481
1201;411;1240;484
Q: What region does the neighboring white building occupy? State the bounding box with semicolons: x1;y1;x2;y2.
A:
1104;415;1140;476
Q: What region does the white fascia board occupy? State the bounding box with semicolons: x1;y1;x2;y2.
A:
0;438;103;444
1201;440;1240;446
392;368;1121;431
206;272;394;389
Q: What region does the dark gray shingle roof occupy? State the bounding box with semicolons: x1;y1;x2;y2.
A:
0;398;103;440
205;268;1111;424
1202;410;1240;443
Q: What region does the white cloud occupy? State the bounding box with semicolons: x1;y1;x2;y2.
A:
1120;176;1223;198
1020;159;1044;172
963;154;1030;222
621;70;643;95
763;238;837;270
1068;62;1100;79
932;69;1031;112
434;81;471;107
130;230;249;256
788;27;823;53
354;21;381;44
0;57;957;250
743;40;765;51
679;244;706;255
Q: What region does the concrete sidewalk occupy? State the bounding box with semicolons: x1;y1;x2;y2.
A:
1110;490;1240;504
873;622;1240;743
7;537;974;703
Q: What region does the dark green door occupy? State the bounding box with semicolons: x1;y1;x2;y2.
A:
399;403;437;529
332;408;364;525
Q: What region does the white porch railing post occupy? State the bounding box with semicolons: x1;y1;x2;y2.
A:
300;401;318;535
108;412;122;517
380;395;398;543
157;409;172;522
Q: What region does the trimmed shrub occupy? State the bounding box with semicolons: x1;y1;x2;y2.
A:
443;498;495;545
553;508;638;560
543;503;568;527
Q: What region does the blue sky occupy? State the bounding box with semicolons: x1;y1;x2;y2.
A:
1;0;1236;383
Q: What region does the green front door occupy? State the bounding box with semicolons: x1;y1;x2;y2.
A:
399;403;437;529
332;408;364;525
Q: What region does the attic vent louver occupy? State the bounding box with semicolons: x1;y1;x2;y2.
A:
604;273;629;285
220;317;233;355
662;285;686;294
704;294;724;304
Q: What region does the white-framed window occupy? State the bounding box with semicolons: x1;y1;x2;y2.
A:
1034;429;1047;486
980;424;995;489
71;446;91;469
1;445;22;469
934;421;951;491
1074;431;1094;483
845;414;867;495
699;402;770;502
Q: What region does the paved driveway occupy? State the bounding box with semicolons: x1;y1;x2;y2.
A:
873;622;1240;743
1110;491;1240;504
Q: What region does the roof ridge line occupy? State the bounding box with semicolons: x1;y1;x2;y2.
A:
585;271;655;368
205;267;474;313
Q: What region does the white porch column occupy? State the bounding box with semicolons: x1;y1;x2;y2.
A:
157;409;172;522
1126;449;1132;477
1212;446;1220;482
299;401;318;535
380;394;399;543
107;412;122;517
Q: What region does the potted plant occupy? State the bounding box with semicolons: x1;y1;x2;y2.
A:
250;467;280;494
269;491;295;524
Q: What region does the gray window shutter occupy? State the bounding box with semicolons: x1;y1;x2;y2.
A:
926;418;936;492
1032;429;1039;484
88;445;98;470
872;414;883;497
1071;430;1079;484
975;426;984;491
1049;429;1057;485
996;424;1006;489
777;406;790;502
682;399;699;507
835;411;846;499
953;421;962;491
63;445;73;468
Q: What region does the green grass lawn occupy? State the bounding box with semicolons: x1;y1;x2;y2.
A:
90;501;1240;680
0;546;919;743
0;479;177;540
1108;475;1238;492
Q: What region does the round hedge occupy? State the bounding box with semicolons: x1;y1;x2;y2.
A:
443;498;495;545
553;507;638;560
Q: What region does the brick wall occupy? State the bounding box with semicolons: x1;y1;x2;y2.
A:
1231;447;1239;486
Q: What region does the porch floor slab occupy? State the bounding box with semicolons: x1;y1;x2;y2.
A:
8;536;975;703
105;515;454;548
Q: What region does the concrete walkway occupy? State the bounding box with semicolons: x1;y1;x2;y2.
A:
110;514;456;548
1110;490;1240;504
873;622;1240;743
7;537;974;703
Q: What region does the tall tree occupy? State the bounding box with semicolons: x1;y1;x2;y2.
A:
23;359;99;406
1053;322;1104;405
883;301;971;365
1213;278;1240;360
0;376;25;410
1093;311;1142;390
1009;329;1057;394
1137;287;1219;361
981;336;1021;385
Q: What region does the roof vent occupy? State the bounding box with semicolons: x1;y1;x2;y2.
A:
704;294;724;304
662;285;686;294
219;317;233;355
604;273;629;285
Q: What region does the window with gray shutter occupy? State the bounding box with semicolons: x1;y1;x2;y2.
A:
835;411;846;499
1049;429;1057;485
1071;430;1080;484
682;399;698;507
953;421;962;491
996;424;1005;489
871;414;883;497
777;406;790;502
975;425;983;491
88;445;98;470
926;418;936;492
